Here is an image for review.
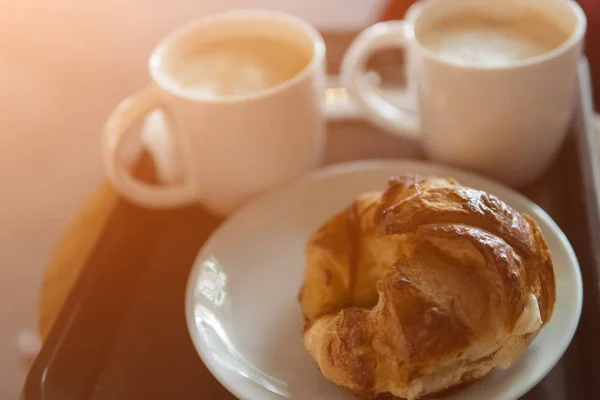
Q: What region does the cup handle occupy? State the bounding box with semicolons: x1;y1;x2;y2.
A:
102;86;196;208
340;21;420;138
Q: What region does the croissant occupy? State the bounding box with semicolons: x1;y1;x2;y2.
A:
299;175;555;399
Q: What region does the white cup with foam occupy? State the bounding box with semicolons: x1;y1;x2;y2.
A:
341;0;586;186
103;10;327;215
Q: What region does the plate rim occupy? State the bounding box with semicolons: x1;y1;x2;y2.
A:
185;159;583;400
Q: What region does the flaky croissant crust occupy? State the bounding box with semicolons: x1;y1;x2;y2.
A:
299;175;555;399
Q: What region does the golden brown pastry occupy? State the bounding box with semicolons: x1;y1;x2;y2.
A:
299;175;555;399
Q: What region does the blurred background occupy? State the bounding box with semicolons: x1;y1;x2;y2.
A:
0;1;386;397
1;0;599;398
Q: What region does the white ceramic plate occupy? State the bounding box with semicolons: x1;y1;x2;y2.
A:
185;160;582;400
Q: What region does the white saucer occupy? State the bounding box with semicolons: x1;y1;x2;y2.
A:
185;160;582;400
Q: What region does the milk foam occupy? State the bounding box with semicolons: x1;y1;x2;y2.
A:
170;36;312;98
418;14;569;67
175;53;274;97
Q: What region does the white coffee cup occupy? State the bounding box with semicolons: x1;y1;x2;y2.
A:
103;10;327;215
341;0;586;186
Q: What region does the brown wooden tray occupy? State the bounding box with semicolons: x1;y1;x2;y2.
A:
23;51;600;400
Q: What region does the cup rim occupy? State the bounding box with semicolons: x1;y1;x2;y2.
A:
148;9;326;103
404;0;586;71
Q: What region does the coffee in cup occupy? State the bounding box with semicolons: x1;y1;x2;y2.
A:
167;36;314;98
417;12;570;67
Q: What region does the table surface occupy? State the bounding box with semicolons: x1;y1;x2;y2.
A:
33;20;600;400
33;120;600;400
33;130;591;400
